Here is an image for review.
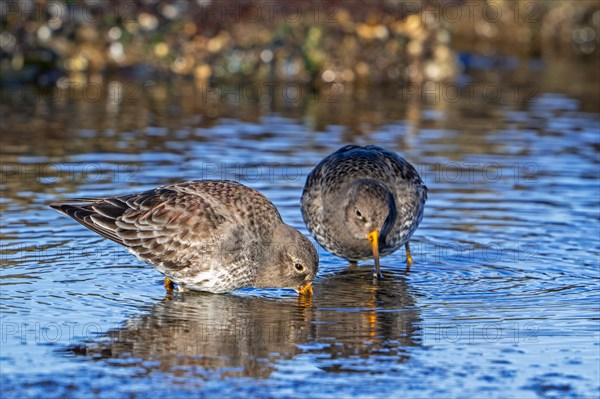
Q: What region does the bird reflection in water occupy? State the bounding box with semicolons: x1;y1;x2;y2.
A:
311;267;420;372
66;267;421;378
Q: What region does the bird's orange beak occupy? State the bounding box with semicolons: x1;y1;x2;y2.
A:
298;282;313;296
368;230;381;278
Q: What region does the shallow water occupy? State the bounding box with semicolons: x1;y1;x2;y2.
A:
1;57;599;398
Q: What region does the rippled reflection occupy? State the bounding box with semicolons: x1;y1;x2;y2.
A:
66;268;419;379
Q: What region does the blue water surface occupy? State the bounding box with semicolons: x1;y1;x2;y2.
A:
1;61;599;398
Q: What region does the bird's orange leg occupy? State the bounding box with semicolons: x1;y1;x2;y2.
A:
164;277;174;292
405;242;413;272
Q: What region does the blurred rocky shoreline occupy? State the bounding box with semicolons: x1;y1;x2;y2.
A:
1;0;598;87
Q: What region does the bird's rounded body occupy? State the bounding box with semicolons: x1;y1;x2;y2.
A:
301;145;427;266
51;180;318;294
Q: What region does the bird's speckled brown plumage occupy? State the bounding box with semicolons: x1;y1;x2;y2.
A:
51;180;318;293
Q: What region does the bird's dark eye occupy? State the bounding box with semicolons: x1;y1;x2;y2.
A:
294;263;304;272
355;209;363;218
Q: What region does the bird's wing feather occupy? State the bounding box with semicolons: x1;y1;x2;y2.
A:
50;185;235;272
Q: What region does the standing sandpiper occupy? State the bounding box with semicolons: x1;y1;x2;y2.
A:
301;145;427;277
51;180;318;295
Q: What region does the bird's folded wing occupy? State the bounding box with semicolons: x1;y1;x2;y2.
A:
50;187;234;271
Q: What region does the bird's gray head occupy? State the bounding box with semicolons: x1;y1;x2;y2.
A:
338;179;396;269
258;224;319;295
342;179;396;239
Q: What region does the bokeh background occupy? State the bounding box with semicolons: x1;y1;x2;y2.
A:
1;0;599;86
